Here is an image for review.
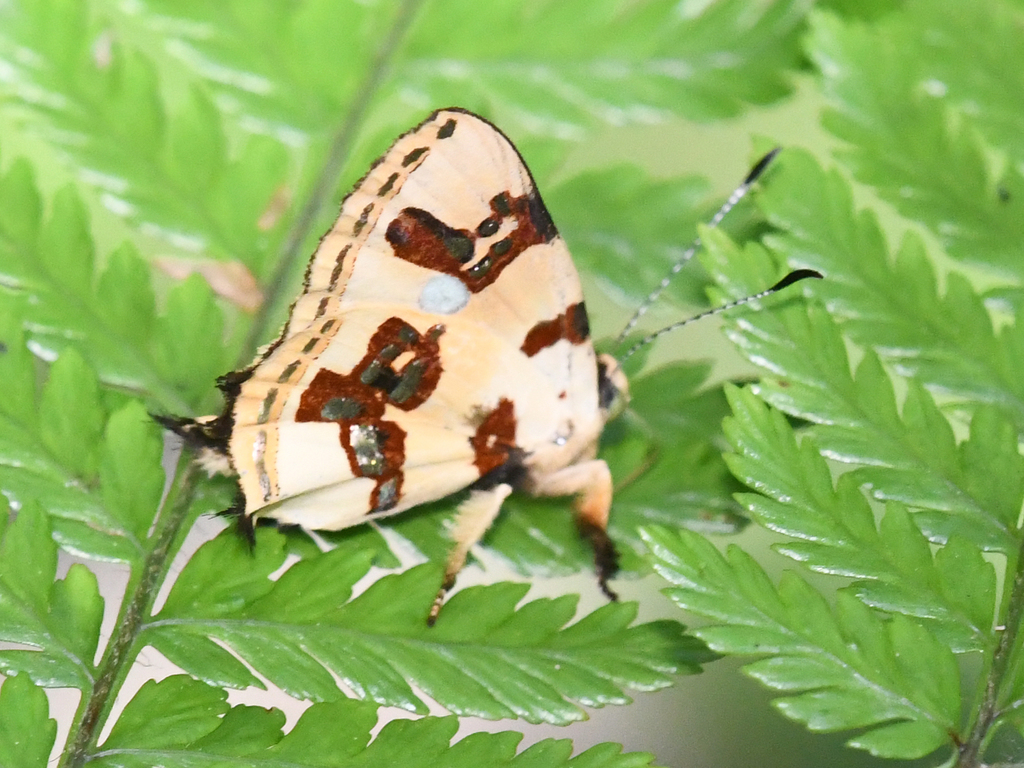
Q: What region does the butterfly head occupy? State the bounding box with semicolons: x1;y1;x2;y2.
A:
597;354;630;423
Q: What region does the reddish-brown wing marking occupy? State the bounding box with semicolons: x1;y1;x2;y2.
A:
294;318;445;512
470;398;517;476
385;190;556;292
159;108;627;623
520;303;590;357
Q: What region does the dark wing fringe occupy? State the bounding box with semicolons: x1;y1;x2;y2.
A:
215;486;255;550
151;366;254;453
153;367;257;547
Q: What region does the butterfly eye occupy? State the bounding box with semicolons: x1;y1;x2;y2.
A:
477;218;500;237
596;354;630;421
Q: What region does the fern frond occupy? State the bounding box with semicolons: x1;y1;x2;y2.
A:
88;675;658;768
0;674;56;767
896;0;1024;167
0;496;103;691
145;528;707;726
137;0;811;155
114;0;815;340
722;383;999;653
808;6;1024;273
644;526;959;760
0;0;834;764
703;266;1021;553
664;127;1024;759
0;0;293;280
0;305;167;560
0;156;231;411
549;167;714;309
755;149;1024;433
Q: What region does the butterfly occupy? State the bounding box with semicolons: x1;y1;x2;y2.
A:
159;107;819;623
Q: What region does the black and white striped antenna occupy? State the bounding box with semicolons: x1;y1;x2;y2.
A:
615;147;782;345
617;269;822;363
613;147;821;361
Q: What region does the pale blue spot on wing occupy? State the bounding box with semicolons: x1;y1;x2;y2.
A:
419;274;470;315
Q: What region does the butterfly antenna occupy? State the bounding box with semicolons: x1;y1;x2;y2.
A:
618;269;823;363
615;147;781;344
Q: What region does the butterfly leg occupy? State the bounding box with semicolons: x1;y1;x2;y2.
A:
428;482;513;625
528;460;619;600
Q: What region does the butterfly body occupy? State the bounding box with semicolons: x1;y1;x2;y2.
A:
164;108;628;617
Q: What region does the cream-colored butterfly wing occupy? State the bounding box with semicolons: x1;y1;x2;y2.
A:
228;109;602;528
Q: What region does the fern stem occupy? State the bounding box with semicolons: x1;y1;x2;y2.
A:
957;535;1024;767
59;5;427;761
239;0;425;366
59;462;200;768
